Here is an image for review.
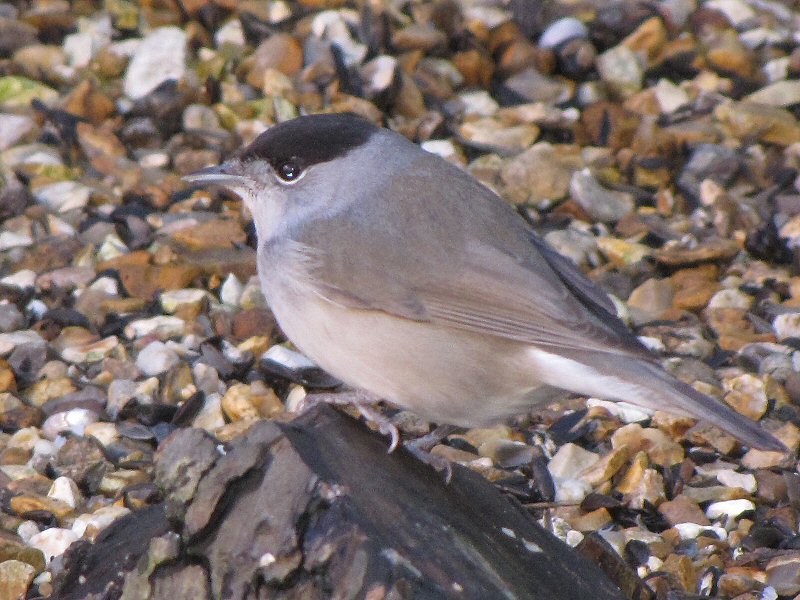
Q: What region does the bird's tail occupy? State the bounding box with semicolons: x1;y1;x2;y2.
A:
641;363;786;452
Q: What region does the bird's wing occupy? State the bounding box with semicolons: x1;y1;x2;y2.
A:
416;244;655;362
299;210;655;364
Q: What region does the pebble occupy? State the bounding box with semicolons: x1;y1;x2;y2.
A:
500;142;583;205
0;113;35;151
548;443;599;479
569;169;634;222
672;523;727;541
458;119;539;154
586;399;651;423
765;556;800;597
773;313;800;341
1;270;36;290
596;45;644;97
539;18;588;50
705;0;756;26
135;341;180;376
124;316;186;340
0;1;799;591
123;27;187;100
42;408;99;440
27;528;79;563
219;274;244;306
706;499;756;521
0;76;58;108
715;470;757;493
192;392;226;431
744;80;800;107
33;181;92;213
0;559;36;599
47;476;82;509
72;506;130;539
310;11;367;68
0;304;25;333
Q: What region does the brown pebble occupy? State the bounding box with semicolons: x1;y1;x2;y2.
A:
232;308;277;340
244;34;304;86
658;495;709;526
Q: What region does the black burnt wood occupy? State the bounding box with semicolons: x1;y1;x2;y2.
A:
51;404;630;600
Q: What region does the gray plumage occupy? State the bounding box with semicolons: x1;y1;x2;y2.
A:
186;113;784;452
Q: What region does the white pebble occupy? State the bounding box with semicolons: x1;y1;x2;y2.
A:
83;422;121;447
160;289;211;314
715;470;757;493
88;275;119;295
773;313;800;341
0;269;36;289
124;315;186;340
586;399;652;423
135;340;180;376
42;409;99;440
214;18;246;47
553;477;593;503
761;587;778;600
191;392;225;431
28;528;80;563
25;299;48;319
539;17;588;49
33;181;92;213
0;230;33;250
72;506;130;538
123;27;187;99
33;439;56;457
458;90;499;117
219;274;243;306
547;442;599;479
421;140;460;161
706;499;756;521
565;530;584;547
0;331;44;356
262;345;317;370
708;288;753;310
673;522;728;540
8;427;41;450
17;521;40;543
48;477;82;509
284;384;307;413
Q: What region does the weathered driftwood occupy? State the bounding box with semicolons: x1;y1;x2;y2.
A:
52;405;633;600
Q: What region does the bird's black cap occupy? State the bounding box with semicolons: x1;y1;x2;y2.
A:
238;113;378;172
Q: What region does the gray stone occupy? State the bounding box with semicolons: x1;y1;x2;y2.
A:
0;303;24;332
569;169;634;222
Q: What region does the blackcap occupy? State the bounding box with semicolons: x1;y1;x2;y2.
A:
185;113;784;452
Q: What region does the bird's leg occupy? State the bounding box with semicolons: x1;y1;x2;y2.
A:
402;425;461;483
301;390;401;452
301;391;457;481
404;424;460;452
402;442;455;483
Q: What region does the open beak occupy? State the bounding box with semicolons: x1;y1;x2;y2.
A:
182;161;250;188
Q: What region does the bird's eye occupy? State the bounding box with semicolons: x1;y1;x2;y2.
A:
276;160;303;183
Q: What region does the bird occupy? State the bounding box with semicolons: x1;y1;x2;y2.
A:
185;112;784;453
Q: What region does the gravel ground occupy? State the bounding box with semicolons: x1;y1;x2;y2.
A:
1;0;800;598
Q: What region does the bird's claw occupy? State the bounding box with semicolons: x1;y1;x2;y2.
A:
403;443;454;483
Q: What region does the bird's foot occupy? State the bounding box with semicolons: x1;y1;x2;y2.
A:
403;443;454;483
301;390;400;451
404;424;460;453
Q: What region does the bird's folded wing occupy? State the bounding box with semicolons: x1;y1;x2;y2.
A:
312;234;657;364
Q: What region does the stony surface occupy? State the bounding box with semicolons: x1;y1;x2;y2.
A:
0;0;799;598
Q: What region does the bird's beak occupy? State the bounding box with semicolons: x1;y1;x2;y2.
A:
182;161;250;188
